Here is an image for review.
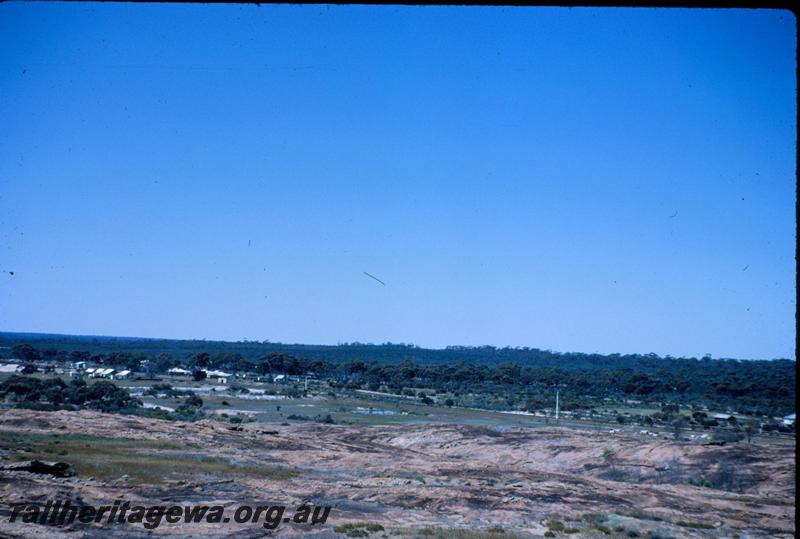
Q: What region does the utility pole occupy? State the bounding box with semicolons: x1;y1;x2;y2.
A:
555;389;560;423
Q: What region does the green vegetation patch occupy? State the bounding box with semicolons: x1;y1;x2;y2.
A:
0;431;297;484
581;513;608;523
675;521;714;529
627;510;663;522
409;528;523;539
722;495;793;506
333;522;387;537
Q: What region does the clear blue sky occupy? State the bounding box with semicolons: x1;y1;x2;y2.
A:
0;5;795;359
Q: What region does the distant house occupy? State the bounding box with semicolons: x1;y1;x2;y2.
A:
273;374;287;383
0;363;22;374
205;370;233;383
91;368;115;379
168;367;192;376
713;413;736;421
114;370;134;380
782;413;795;426
72;361;88;371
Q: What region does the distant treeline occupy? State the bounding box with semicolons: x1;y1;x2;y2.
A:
1;332;791;367
1;333;795;416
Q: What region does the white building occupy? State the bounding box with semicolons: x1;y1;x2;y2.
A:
114;370;133;380
91;368;115;379
168;367;192;376
205;370;233;383
0;363;22;373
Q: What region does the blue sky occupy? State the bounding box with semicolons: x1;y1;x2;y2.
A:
0;5;795;359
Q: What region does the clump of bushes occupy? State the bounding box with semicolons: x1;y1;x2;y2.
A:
285;413;335;424
333;522;384;537
0;375;218;423
712;430;744;443
676;521;713;529
581;513;607;524
0;376;140;413
687;477;713;488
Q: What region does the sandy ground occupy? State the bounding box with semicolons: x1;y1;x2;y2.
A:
0;409;794;538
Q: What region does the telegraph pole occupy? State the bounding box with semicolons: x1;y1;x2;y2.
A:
555;389;560;423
